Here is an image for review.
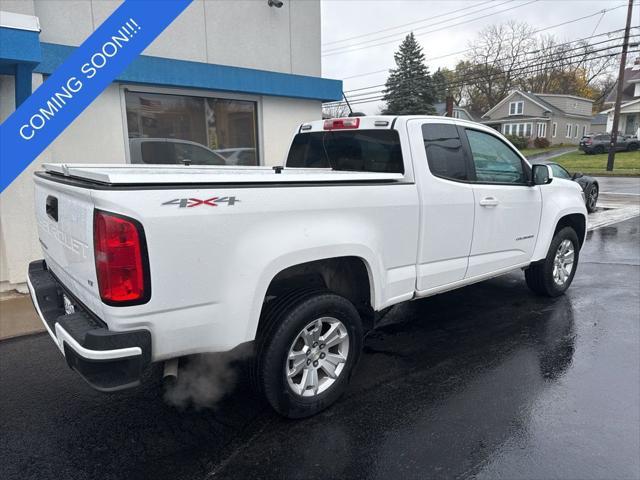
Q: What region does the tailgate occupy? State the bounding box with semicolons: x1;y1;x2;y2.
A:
34;175;104;317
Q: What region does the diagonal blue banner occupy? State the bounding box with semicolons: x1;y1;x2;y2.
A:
0;0;193;192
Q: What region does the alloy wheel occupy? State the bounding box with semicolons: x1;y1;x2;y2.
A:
588;185;598;211
553;239;575;286
286;317;349;397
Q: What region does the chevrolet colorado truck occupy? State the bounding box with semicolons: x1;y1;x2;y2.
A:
28;116;587;418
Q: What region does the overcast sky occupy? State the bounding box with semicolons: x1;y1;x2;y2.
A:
321;0;636;113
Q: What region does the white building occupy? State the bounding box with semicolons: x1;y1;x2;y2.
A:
0;0;341;292
600;58;640;138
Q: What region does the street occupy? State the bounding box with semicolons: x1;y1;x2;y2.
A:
1;213;639;479
597;175;640;195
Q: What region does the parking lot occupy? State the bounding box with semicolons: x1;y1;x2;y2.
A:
1;182;639;480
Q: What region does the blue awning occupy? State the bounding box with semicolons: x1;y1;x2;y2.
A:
36;43;343;103
0;25;42;106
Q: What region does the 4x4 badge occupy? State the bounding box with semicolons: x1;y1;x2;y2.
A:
162;197;239;208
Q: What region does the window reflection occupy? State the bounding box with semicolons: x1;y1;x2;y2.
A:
125;91;258;166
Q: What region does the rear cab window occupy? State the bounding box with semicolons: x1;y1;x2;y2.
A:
421;123;469;181
286;130;404;174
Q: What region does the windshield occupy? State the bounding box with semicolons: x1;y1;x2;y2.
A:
286;130;404;173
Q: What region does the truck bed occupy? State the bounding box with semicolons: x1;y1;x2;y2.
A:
41;164;405;186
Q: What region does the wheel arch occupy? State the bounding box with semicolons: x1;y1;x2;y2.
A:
247;250;381;341
532;209;587;262
553;213;586;248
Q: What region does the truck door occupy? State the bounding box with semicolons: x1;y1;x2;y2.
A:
407;119;475;292
460;127;542;278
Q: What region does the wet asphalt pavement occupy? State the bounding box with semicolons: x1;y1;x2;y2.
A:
596;176;640;196
1;218;639;480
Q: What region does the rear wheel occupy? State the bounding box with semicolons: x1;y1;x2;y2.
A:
586;183;598;213
627;142;639;152
253;290;363;418
525;227;579;297
593;145;605;154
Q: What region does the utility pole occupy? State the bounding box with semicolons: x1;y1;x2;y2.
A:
607;0;634;172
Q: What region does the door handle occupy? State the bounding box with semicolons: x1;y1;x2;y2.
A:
479;196;499;207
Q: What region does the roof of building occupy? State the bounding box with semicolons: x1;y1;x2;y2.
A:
600;97;640;114
605;61;640;103
482;89;593;119
520;91;560;113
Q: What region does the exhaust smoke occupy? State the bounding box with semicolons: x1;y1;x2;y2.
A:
163;344;252;409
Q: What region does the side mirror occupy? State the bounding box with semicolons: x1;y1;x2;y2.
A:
572;172;583;180
532;164;553;185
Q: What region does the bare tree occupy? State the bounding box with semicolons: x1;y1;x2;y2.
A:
463;21;536;111
322;103;351;119
521;35;618;98
460;21;619;114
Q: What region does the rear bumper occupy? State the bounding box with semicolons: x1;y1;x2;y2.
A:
27;260;151;392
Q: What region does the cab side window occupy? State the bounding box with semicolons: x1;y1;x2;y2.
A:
422;123;469;181
466;129;526;184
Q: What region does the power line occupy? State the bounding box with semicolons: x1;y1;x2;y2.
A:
329;46;634;107
341;10;633;80
324;2;633;57
322;0;513;50
322;0;541;57
338;29;638;97
325;47;639;108
322;0;497;47
589;10;607;37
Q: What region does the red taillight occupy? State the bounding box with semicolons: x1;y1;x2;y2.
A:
323;117;360;130
94;210;148;305
585;139;592;145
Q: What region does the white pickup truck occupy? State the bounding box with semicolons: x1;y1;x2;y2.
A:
28;116;587;418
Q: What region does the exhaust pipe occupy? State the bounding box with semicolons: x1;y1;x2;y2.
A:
163;358;179;387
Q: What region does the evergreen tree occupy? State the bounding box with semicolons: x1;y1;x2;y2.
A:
382;33;436;115
432;68;449;104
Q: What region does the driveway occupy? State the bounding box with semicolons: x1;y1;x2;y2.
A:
525;147;576;161
1;217;638;480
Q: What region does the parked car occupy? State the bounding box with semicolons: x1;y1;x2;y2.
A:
129;137;227;165
579;133;639;154
531;160;599;213
29;116;587;418
214;148;257;166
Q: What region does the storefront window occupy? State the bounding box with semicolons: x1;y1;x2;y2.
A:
125;90;258;165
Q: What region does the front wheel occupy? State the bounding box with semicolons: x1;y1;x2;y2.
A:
586;183;599;213
253;290;363;418
525;227;580;297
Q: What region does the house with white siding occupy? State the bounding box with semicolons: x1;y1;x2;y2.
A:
600;58;640;139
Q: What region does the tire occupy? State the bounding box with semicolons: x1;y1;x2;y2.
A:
253;290;363;418
627;142;639;152
586;183;598;213
593;145;605;155
525;227;580;297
